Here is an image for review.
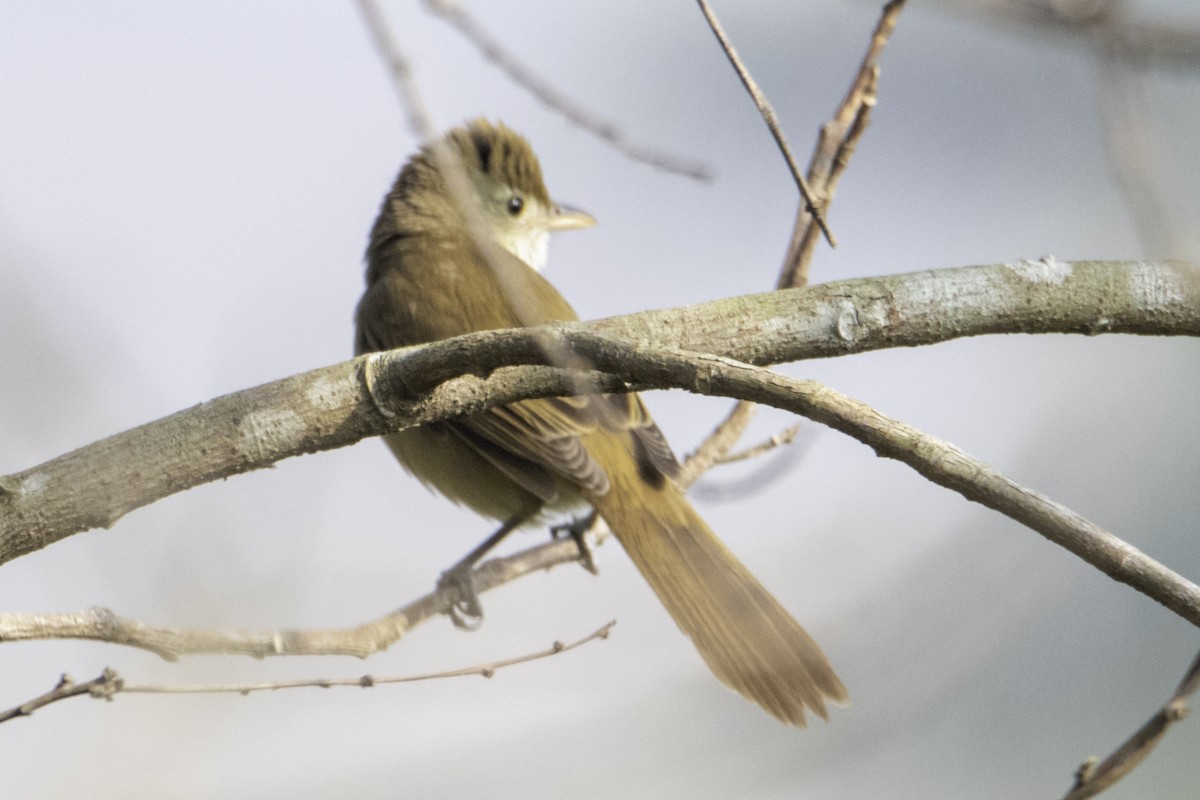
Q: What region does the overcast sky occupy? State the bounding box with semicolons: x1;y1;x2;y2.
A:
2;2;1199;798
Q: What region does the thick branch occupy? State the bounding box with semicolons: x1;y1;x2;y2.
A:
0;260;1195;565
5;339;1198;657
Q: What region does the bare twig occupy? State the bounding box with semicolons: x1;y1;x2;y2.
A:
0;669;123;724
717;421;802;465
0;535;596;659
780;0;906;288
354;0;489;262
691;428;811;504
1062;648;1200;799
125;621;616;693
0;623;614;724
932;0;1200;69
696;0;833;246
1095;10;1194;260
424;0;712;182
681;416;803;489
354;0;439;143
686;0;906;476
678;395;758;487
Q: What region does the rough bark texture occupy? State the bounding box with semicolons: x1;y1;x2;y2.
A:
1;260;1196;565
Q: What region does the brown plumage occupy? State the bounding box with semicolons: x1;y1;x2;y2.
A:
355;119;848;725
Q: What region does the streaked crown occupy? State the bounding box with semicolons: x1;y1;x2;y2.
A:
446;119;552;208
369;118;592;275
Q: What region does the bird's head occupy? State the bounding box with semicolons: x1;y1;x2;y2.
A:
420;119;595;271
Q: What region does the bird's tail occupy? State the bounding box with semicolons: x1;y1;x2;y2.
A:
587;441;848;726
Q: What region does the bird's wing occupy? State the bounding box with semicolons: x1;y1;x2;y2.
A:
461;392;679;499
355;247;679;501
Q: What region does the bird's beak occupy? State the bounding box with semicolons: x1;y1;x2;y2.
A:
548;203;596;231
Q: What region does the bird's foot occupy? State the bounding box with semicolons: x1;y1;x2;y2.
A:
551;512;599;576
438;563;484;631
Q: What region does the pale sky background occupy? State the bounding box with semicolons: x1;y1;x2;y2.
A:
2;2;1199;798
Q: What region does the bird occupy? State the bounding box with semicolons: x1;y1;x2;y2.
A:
354;118;847;726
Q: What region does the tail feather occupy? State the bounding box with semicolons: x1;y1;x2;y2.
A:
588;441;848;726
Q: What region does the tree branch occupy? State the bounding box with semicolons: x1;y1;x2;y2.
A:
932;0;1200;70
780;0;906;287
0;623;614;724
1061;648;1200;800
1;260;1195;566
0;535;591;659
0;669;123;724
696;0;834;245
685;0;906;478
5;322;1199;656
422;0;712;181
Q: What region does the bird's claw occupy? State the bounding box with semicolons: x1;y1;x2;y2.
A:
551;513;599;576
439;564;484;631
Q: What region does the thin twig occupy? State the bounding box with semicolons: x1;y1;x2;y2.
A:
0;535;600;660
686;1;906;474
678;395;758;487
1061;648;1200;799
680;417;803;489
932;0;1200;69
0;624;614;724
355;0;505;257
124;621;616;694
691;428;812;503
1095;9;1191;259
717;421;802;465
424;0;712;181
0;669;123;724
779;0;906;288
354;0;439;143
696;0;833;245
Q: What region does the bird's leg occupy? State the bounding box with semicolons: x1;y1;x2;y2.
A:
551;510;600;576
439;511;531;630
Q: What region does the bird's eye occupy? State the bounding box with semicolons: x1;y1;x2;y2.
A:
506;196;524;216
